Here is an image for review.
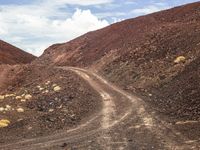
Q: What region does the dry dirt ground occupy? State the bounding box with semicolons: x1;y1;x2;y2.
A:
1;2;200;150
0;67;200;150
0;66;101;148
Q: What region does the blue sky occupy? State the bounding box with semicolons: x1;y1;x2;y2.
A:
0;0;199;56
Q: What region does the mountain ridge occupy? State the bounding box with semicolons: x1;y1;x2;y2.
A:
0;39;36;65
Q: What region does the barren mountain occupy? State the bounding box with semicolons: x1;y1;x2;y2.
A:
36;2;200;121
0;40;36;93
0;40;35;65
1;2;200;150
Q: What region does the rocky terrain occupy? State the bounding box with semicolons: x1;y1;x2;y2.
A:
0;40;36;95
0;65;101;144
0;40;35;65
0;41;101;146
38;2;200;122
1;2;200;150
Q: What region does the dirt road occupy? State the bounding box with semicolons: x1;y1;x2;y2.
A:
0;67;199;150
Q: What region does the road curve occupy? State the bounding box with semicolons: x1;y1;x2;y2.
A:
0;67;199;150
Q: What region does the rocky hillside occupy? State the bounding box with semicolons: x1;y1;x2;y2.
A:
37;2;200;121
1;2;200;148
0;40;36;93
0;40;36;65
0;65;101;142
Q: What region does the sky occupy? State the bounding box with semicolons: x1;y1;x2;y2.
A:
0;0;199;56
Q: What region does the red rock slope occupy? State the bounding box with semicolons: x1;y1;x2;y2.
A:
0;40;36;64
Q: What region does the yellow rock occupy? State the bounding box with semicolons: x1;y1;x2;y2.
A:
49;109;54;112
53;86;61;92
0;119;10;128
6;105;11;110
37;86;44;91
4;95;9;98
0;95;5;100
0;107;5;112
45;81;51;85
5;94;15;98
21;99;26;102
39;87;44;91
52;84;57;87
25;94;32;100
17;108;24;113
16;96;22;100
42;90;49;94
174;56;186;63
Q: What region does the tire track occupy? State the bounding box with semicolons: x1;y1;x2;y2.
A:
0;67;198;150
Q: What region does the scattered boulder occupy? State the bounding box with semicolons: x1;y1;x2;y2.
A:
17;108;25;113
53;86;61;92
25;94;32;100
0;119;10;128
174;56;186;63
0;107;4;112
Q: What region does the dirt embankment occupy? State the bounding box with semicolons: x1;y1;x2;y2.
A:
0;65;101;144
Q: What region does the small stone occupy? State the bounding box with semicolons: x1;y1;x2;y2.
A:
25;94;32;100
49;109;54;112
149;93;152;97
39;87;44;91
6;105;11;110
53;86;61;92
0;95;5;100
28;126;33;130
21;99;26;102
52;84;57;87
5;94;15;98
0;119;10;128
45;81;51;85
37;86;44;91
17;108;24;113
0;107;5;112
16;96;22;100
174;56;186;63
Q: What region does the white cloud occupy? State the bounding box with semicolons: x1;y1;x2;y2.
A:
45;0;113;6
95;12;126;19
131;5;169;15
0;1;110;56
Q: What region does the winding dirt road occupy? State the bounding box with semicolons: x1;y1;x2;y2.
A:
0;67;199;150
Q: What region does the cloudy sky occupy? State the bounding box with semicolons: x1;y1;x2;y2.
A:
0;0;199;56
